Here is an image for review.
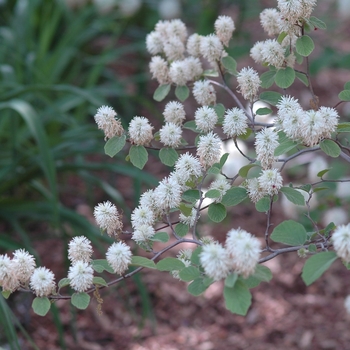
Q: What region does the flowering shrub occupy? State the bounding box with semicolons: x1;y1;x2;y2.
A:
1;0;350;317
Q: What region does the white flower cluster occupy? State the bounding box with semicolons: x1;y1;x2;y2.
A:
94;201;123;236
172;249;193;279
236;67;261;101
332;224;350;263
255;128;279;169
146;16;234;93
276;96;339;147
94;106;124;140
0;249;56;297
200;228;261;280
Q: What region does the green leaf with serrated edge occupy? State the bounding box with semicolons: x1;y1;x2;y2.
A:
345;82;350;90
220;153;229;167
255;197;270;212
221;56;237;75
129;145;148;169
337;123;350;132
338;90;350;101
71;292;90;310
224;280;252;316
259;91;282;106
295;71;309;86
274;139;298;156
179;266;201;282
179;203;192;216
150;231;169;243
320;139;341;158
271;220;307;245
188;277;208;296
309;16;327;29
225;273;238;288
159;147;178;167
175;223;189;237
308;244;317;252
175;85;189;102
183;120;199;132
207;166;221;174
92;259;114;274
241;265;273;289
58;278;70;288
280;187;305;205
1;290;11;299
260;70;276;89
32;297;51;316
221;187;248;206
296;35;315;57
104;135;126;158
93;277;108;287
153;84;171;102
275;67;295;89
301;251;337;286
213;103;225;118
239;164;258;178
157;257;185;271
300;184;311;192
317;168;332;177
130;256;156;269
191;246;202;265
256;107;273;115
205;189;221;198
277;31;288;44
182;189;201;203
238;128;252;140
202;69;219;77
208;203;227;223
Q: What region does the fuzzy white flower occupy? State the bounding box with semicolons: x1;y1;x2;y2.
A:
332;224;350;263
200;242;230;281
250;41;266;64
155;20;170;37
208;178;231;202
30;267;56;297
12;249;36;284
183;56;203;81
94;201;123;236
299;110;325;146
131;205;155;228
174;152;203;184
200;34;224;64
255;128;279;169
163;101;186;125
68;236;93;264
171;249;192;279
106;242;132;275
277;95;301;114
187;33;202;57
237;67;261;101
318;106;339;138
277;0;317;24
222;107;248;137
214;15;235;47
197;132;222;169
68;261;94;292
154;176;182;210
260;8;283;36
132;224;156;243
0;255;19;292
258;169;283;196
225;228;261;277
260;39;286;68
146;31;164;55
159;122;182;147
192;80;217;106
94;106;124;140
128;116;153;145
164;36;185;61
194;106;218;133
246;178;264;203
179;207;198;227
166;19;187;42
169;60;189;86
149;56;169;85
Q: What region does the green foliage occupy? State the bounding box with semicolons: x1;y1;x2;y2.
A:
296;35;315;57
175;85;190;102
188;277;210;296
175;223;189;237
221;187;248;206
129;145;148;169
150;232;170;243
179;266;201;282
71;292;90;310
159;147;179;167
156;258;185;271
224;280;252;316
242;265;273;288
153;84;171;101
208;203;227;222
274;138;299;156
255;197;271;212
259;91;282;106
260;70;276;89
320;139;341;158
32;297;51;316
92;277;108;287
275;67;295;88
104;135;126;158
338;90;350;101
131;256;156;269
91;259;114;274
271;220;307;246
280;187;305;205
302;251;338;286
221;56;238;75
239;164;259;178
337;122;350;132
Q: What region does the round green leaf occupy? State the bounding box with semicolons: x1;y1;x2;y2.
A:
93;277;108;287
32;297;51;316
208;203;227;223
91;259;114;274
58;278;71;289
182;190;201;203
255;197;270;212
205;189;221;198
256;107;273;115
150;231;169;243
71;292;90;310
241;265;273;289
280;187;305;205
224;280;252;316
221;56;237;75
337;122;350;132
338;90;350;102
175;85;189;102
130;256;156;269
260;70;276;89
221;187;248;207
320;139;341;158
159;147;178;167
259;91;282;106
309;16;327;30
175;223;189;237
225;273;238;288
104;135;126;158
187;277;209;296
179;266;200;282
275;67;295;89
129;145;148;169
190;246;202;265
156;257;185;271
296;35;315;57
213;103;226;119
238;164;258;178
271;220;307;246
153;84;171;102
